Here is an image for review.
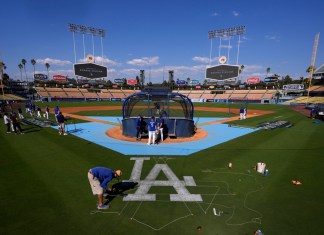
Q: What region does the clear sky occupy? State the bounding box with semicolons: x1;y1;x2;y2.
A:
0;0;323;83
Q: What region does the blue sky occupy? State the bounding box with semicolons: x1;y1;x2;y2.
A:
0;0;323;83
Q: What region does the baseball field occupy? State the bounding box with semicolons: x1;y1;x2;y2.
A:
1;102;323;235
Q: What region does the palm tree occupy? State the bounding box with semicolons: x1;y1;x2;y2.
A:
21;59;28;83
266;67;271;77
45;63;50;78
18;64;23;81
31;59;36;78
306;65;315;73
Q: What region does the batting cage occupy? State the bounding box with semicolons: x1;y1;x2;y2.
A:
122;87;195;138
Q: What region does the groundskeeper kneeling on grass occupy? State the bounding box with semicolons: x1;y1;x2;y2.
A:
88;167;123;210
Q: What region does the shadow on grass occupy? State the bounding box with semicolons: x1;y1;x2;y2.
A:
104;181;138;204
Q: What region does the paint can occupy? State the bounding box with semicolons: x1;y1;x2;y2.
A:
228;162;232;168
264;169;268;176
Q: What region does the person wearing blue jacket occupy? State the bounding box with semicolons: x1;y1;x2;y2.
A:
88;167;123;209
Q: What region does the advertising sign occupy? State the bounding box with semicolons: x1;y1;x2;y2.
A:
264;77;278;83
127;79;137;85
74;63;107;79
247;77;260;84
195;85;201;89
282;84;304;90
189;80;200;85
114;78;125;84
206;65;239;80
34;74;48;80
53;75;66;82
176;80;186;85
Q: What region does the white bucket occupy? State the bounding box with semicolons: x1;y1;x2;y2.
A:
257;163;266;174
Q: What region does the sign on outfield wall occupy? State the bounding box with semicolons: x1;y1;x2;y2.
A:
176;80;186;85
127;79;137;85
53;75;66;81
247;77;260;84
34;74;48;80
189;80;200;85
283;84;304;90
264;77;278;83
74;63;107;79
206;65;239;80
114;78;125;84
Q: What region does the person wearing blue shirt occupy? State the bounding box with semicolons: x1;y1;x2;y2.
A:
239;107;245;120
136;114;142;141
88;167;123;209
147;116;156;145
56;112;67;135
54;106;60;121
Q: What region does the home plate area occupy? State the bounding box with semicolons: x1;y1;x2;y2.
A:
90;157;264;231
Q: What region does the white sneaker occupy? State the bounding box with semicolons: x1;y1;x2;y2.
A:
147;143;150;145
97;204;110;210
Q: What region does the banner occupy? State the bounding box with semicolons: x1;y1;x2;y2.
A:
53;75;66;82
127;79;137;85
189;80;200;85
34;74;48;80
114;78;124;84
247;77;260;84
264;77;278;83
282;84;304;90
176;80;186;85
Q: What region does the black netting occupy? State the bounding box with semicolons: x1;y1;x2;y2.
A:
123;92;193;119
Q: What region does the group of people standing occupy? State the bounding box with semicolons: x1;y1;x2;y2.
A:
136;114;165;145
25;102;50;119
3;112;24;134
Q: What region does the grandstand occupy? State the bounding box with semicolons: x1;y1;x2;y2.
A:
97;89;113;100
0;93;26;101
187;90;205;99
64;88;84;99
109;90;127;99
306;85;324;96
34;86;141;101
32;86;281;104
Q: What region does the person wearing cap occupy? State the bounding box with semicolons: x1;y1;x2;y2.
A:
147;116;156;145
88;167;123;210
136;114;143;141
56;112;67;135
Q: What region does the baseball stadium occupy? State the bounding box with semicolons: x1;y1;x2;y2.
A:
1;81;324;235
1;5;324;234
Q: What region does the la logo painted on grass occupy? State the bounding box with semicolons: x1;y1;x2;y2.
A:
123;157;202;202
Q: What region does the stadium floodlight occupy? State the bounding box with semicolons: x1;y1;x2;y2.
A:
207;26;246;66
68;23;106;38
68;23;107;66
208;26;246;39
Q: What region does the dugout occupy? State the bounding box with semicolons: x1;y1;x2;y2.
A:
122;87;194;138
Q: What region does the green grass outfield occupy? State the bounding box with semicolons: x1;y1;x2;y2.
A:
1;102;324;235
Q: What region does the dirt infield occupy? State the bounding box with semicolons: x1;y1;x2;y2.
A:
59;106;273;143
106;126;208;143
